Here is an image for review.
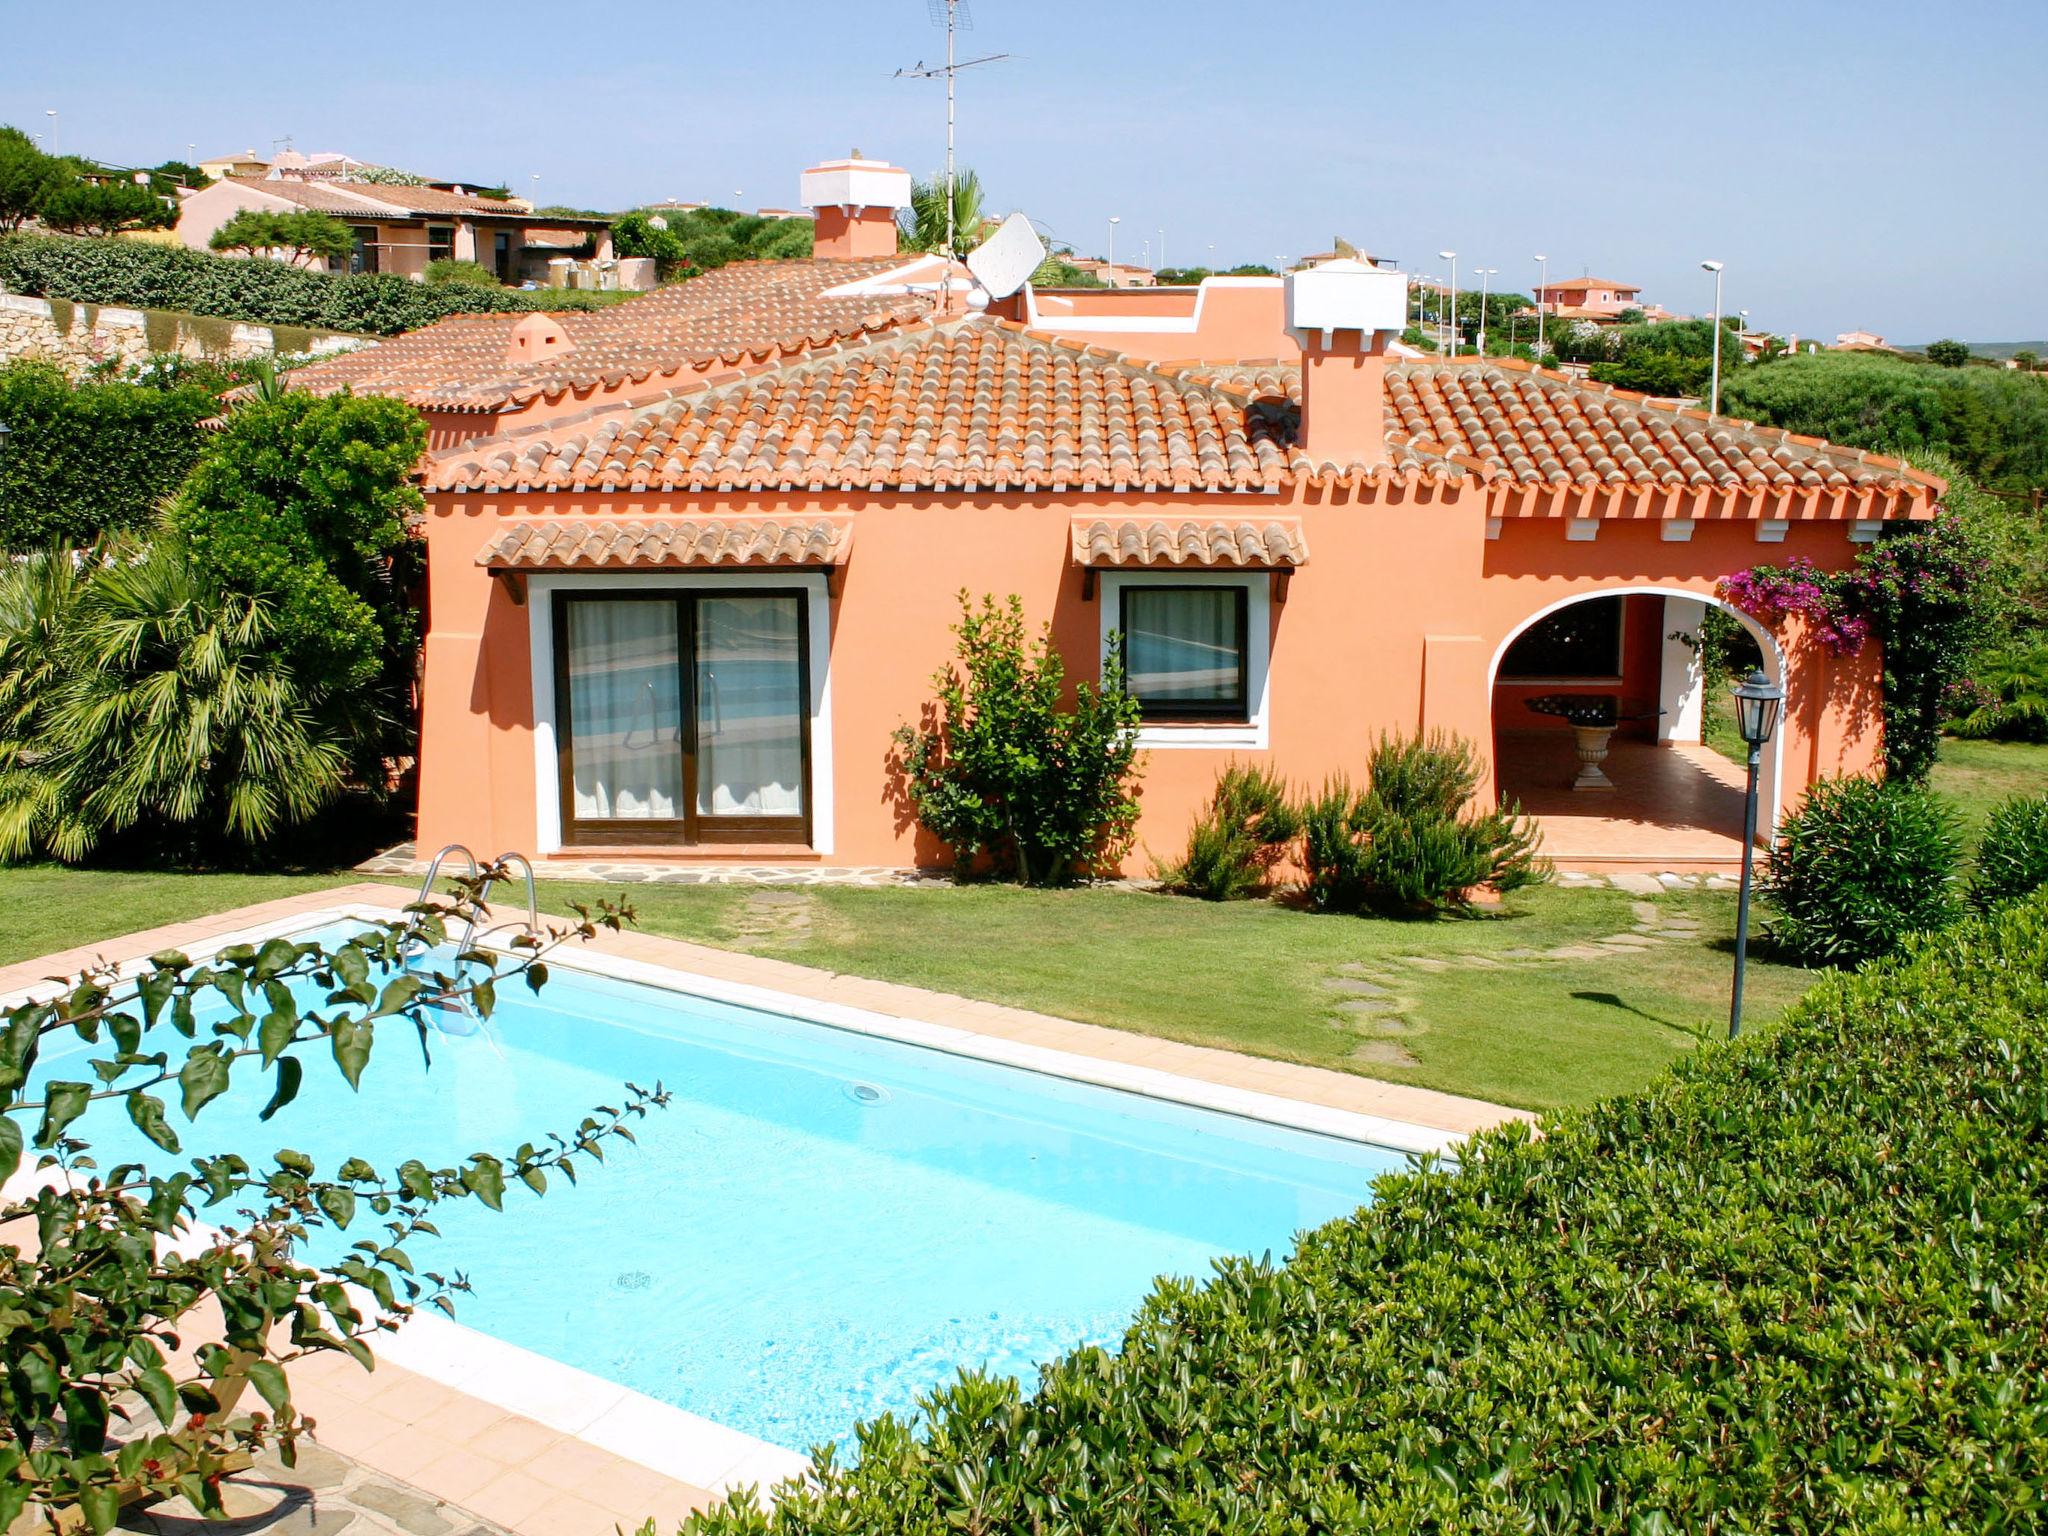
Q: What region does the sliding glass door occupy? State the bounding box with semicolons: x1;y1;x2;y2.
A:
554;590;811;846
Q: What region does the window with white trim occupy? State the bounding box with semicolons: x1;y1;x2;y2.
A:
1120;584;1250;722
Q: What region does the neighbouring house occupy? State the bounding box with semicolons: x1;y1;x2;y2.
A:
1535;276;1646;320
1065;257;1157;288
197;148;271;181
1832;329;1892;351
174;173;618;286
284;154;1940;877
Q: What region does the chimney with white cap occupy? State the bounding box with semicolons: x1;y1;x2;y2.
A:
799;152;913;261
1285;258;1410;469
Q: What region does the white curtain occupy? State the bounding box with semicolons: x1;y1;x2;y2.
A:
696;596;804;818
1125;588;1240;704
566;601;682;821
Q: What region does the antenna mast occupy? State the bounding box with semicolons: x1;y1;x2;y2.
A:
896;1;1008;273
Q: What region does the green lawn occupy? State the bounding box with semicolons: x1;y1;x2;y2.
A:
540;879;1815;1113
1929;737;2047;842
0;866;354;970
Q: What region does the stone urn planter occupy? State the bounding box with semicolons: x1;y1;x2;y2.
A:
1524;693;1660;792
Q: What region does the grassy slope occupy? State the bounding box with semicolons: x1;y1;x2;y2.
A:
0;866;354;969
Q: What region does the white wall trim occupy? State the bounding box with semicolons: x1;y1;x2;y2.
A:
1098;570;1271;750
525;572;835;855
1486;585;1788;832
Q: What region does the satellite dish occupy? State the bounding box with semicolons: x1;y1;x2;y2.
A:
966;210;1047;301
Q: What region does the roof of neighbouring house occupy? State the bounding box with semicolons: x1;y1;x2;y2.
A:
282;257;941;413
419;318;1463;495
222;176;603;225
1160;356;1941;496
1536;276;1643;294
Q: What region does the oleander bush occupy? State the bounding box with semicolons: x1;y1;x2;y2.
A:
0;233;626;336
1762;775;1963;963
1972;791;2048;910
1155;762;1300;900
1303;731;1544;915
676;894;2048;1535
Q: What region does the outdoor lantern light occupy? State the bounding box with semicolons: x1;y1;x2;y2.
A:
1728;666;1785;1039
1732;667;1784;750
0;420;10;457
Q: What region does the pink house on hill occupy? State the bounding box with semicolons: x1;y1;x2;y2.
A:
282;155;1942;879
1535;276;1646;320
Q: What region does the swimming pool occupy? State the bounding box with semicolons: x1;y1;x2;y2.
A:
32;916;1413;1455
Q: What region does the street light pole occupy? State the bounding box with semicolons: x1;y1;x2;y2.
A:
1534;253;1549;357
1701;259;1726;415
1728;667;1784;1039
1438;251;1457;354
1473;267;1497;354
1107;216;1119;286
45;110;57;158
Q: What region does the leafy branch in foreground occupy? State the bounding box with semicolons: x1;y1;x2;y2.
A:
0;869;660;1532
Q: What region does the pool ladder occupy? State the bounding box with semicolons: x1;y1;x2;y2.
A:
405;845;543;1036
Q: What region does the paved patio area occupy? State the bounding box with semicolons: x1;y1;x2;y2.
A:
8;883;1532;1536
1498;732;1753;872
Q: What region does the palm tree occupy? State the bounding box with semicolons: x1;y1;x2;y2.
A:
905;169;986;258
0;543;359;862
0;548;89;858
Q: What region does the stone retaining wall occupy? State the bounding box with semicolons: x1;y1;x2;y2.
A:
0;291;361;377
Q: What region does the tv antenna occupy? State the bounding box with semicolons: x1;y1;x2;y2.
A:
895;0;1009;268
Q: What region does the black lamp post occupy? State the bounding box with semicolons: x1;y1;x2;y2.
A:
1729;667;1785;1039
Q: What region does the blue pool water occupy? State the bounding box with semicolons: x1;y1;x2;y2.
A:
34;939;1406;1450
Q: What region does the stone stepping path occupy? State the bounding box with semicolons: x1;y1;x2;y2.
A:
1315;895;1705;1069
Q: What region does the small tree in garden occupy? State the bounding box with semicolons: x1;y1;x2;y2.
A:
167;389;428;774
893;592;1142;885
0;127;66;233
0;876;659;1532
1924;338;1970;367
36;179;175;238
1302;732;1544;916
208;208;353;269
1971;792;2048;911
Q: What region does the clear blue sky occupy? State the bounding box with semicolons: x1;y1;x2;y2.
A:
6;0;2044;342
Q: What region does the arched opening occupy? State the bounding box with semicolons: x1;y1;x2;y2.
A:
1487;587;1787;870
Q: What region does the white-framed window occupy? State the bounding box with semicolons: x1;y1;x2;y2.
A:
526;571;835;854
1097;570;1271;750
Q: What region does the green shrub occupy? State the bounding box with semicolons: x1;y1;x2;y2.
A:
1155;762;1299;899
1972;792;2048;909
1763;775;1962;962
1949;640;2048;741
0;359;217;547
0;232;626;336
208;207;352;267
892;592;1141;885
676;894;2048;1535
424;257;500;288
1303;732;1544;915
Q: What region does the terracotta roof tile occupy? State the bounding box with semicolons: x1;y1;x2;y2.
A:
1383;358;1934;493
476;516;852;569
1071;516;1308;567
285;257;931;412
223;175;592;223
424;319;1337;495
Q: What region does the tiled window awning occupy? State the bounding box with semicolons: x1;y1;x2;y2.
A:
1070;517;1310;569
476;517;854;571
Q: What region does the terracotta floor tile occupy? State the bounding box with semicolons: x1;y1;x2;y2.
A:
524;1436;622;1494
463;1468;559;1529
467;1412;567;1467
408;1447;506;1507
522;1491;624;1536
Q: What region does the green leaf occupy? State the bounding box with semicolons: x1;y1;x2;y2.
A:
244;1359;291;1414
0;1114;20;1179
35;1080;90;1147
0;1480;29;1536
316;1186;357;1228
178;1048;231;1119
127;1092;181;1154
524;961;549;995
258;1057;303;1122
135;1366;177;1428
258;1008;297;1066
79;1483;121;1535
461;1156;506;1212
253;938;300;979
331;1017;373;1090
372;974;422;1019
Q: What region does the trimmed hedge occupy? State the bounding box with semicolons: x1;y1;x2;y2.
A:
0;233;627;337
0;359;216;546
683;894;2048;1533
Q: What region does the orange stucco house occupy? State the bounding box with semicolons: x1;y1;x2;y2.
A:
286;156;1939;877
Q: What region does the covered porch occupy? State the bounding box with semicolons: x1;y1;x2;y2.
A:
1490;588;1780;874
